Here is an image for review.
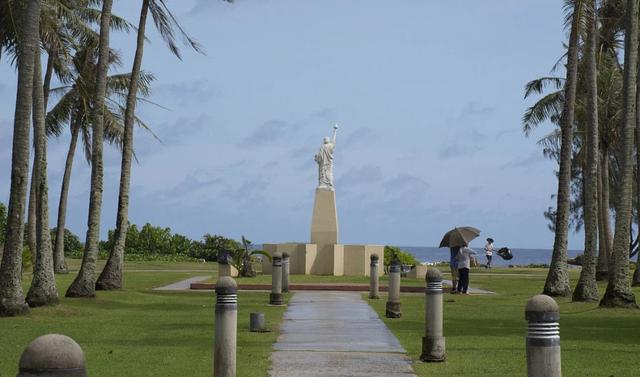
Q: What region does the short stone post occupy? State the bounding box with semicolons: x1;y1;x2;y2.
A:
525;294;561;377
17;334;86;377
250;312;266;332
420;268;446;362
214;276;237;377
369;254;380;299
218;250;232;278
270;252;284;305
385;260;402;318
282;252;290;293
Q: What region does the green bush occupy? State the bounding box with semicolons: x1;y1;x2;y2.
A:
384;245;420;266
189;234;241;262
50;227;83;256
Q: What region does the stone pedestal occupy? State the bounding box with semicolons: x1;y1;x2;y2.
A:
311;188;338;246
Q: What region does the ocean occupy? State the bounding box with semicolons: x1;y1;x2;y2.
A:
402;246;583;267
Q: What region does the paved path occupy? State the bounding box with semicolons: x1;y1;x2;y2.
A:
269;291;417;377
442;279;495;295
153;275;211;291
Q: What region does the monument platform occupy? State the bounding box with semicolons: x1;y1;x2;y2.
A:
261;243;384;277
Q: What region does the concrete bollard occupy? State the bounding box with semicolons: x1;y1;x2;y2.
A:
17;334;87;377
420;268;446;362
369;254;380;299
385;261;402;318
270;252;284;305
250;312;266;332
525;294;561;377
218;250;232;278
282;252;290;293
214;276;237;377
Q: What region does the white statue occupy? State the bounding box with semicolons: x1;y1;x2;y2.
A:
314;125;339;190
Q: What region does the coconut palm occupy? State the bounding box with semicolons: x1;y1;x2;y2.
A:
48;41;156;275
573;0;600;302
542;0;585;297
600;0;639;308
26;49;59;307
96;0;205;290
0;0;42;317
65;0;114;298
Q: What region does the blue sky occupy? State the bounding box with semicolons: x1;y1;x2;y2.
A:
0;0;580;249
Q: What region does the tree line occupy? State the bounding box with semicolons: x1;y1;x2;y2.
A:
0;0;231;317
525;0;639;307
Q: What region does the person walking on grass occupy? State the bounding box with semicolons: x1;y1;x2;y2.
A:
449;245;460;293
484;238;494;268
457;243;477;294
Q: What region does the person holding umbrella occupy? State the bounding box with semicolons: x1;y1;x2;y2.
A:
449;246;460;293
439;226;480;294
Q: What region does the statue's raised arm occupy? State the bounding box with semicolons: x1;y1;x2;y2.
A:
332;124;338;146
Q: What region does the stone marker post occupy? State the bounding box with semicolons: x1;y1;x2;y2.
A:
369;254;380;299
525;294;561;377
214;276;237;377
420;268;446;362
270;252;284;305
282;252;290;293
385;261;402;318
218;250;232;278
250;312;266;332
17;334;87;377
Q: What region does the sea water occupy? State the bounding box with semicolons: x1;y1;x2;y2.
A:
403;246;583;267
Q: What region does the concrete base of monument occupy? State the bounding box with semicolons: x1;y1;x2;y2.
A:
262;243;384;277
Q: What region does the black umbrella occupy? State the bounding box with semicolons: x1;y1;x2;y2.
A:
438;226;481;248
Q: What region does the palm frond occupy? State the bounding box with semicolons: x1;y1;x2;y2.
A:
524;77;565;98
522;90;564;136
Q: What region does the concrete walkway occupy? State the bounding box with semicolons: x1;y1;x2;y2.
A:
269;291;417;377
153;275;210;291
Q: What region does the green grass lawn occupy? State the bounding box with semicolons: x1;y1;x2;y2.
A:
0;260;287;377
367;268;640;377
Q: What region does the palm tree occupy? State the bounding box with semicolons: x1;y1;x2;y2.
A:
543;0;585;297
65;0;114;298
600;0;639;308
573;0;600;302
26;49;58;307
96;0;204;290
48;43;155;275
0;0;42;317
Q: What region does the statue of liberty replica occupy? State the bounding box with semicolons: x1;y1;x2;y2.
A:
314;125;338;191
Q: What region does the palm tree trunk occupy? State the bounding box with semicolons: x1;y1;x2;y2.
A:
0;0;42;317
544;0;583;297
26;50;59;307
43;52;54;108
600;0;639;308
27;162;37;267
573;0;600;302
65;0;114;298
53;109;81;274
96;0;150;291
596;153;611;280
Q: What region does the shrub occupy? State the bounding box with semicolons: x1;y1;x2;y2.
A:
50;227;83;256
384;245;420;267
189;234;241;262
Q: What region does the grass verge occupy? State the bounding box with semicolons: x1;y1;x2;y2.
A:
0;261;287;377
367;268;640;377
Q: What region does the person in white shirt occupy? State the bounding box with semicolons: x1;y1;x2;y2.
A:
456;243;477;294
484;238;494;268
